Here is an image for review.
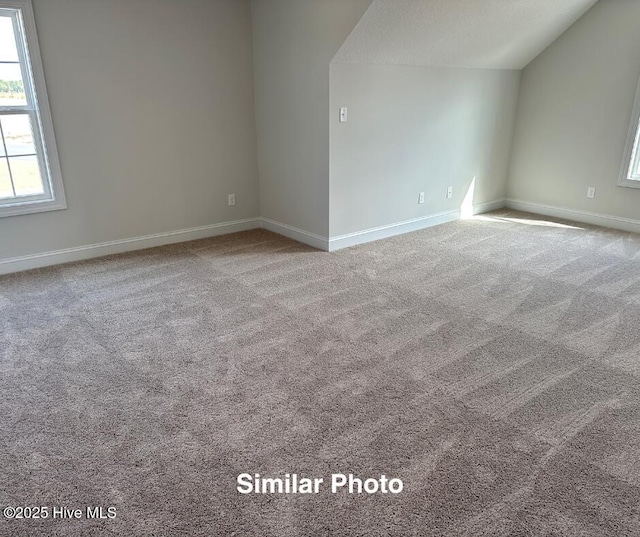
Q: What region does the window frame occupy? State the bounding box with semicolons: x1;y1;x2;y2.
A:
618;75;640;189
0;0;65;217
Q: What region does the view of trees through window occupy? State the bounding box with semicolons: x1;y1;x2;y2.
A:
0;79;24;97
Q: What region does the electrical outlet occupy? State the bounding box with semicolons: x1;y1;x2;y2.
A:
587;187;596;199
447;187;453;199
418;192;425;204
228;194;236;206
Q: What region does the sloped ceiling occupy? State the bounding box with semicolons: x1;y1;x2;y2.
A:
333;0;599;70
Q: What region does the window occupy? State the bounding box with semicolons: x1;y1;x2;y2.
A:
619;76;640;189
0;0;64;217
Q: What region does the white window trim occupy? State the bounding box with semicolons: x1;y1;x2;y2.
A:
618;75;640;189
0;0;65;217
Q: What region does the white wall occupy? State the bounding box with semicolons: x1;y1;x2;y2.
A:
508;0;640;221
1;0;259;262
250;0;372;239
330;63;520;237
8;0;627;269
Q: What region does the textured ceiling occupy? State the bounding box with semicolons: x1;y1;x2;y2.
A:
333;0;599;70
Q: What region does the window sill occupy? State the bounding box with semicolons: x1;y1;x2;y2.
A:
0;197;67;218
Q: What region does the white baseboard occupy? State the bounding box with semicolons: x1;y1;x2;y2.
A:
328;199;506;251
1;199;510;275
261;218;330;251
329;210;459;251
0;218;261;275
505;199;640;235
472;198;507;215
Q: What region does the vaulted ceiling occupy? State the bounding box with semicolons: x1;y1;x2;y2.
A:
333;0;599;70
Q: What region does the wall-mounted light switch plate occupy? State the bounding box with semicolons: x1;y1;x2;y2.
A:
340;107;348;123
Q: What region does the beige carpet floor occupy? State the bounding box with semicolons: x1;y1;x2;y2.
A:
2;210;640;536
